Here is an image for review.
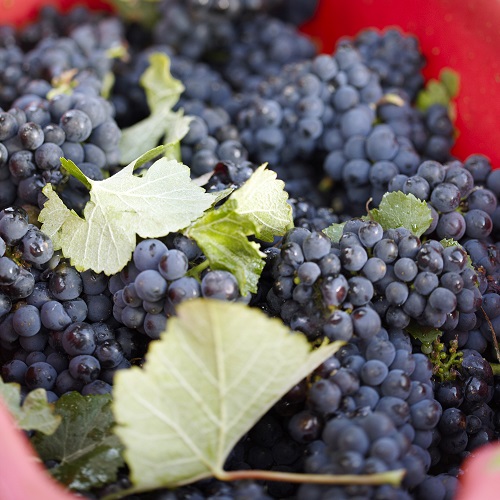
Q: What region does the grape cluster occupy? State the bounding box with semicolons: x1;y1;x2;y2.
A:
0;206;118;399
388;158;496;243
0;6;124;110
111;236;246;339
207;14;317;92
0;87;121;215
351;28;426;101
430;349;495;474
152;0;318;62
265;220;482;346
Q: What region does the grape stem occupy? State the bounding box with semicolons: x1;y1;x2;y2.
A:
490;363;500;376
186;259;210;279
481;306;500;363
217;468;406;486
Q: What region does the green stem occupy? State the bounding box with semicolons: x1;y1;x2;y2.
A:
101;468;406;500
186;259;210;279
490;363;500;376
217;468;406;487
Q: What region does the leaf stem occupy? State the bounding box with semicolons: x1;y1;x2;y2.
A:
216;468;406;487
186;259;210;279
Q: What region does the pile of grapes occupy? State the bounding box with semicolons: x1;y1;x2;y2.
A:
1;1;500;499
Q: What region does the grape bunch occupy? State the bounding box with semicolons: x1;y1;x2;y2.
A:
430;349;495;474
111;236;246;339
0;87;121;215
351;28;426;101
0;6;124;110
152;0;318;62
0;206;116;399
388;158;495;242
265;219;482;347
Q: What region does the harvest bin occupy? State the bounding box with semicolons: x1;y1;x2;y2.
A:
0;0;499;499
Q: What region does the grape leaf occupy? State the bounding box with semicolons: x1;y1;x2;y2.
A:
416;68;460;111
112;299;343;493
120;52;192;164
106;0;160;28
440;69;460;98
186;204;265;295
229;164;293;242
32;392;124;491
323;221;346;243
369;191;432;237
185;165;292;294
39;152;214;275
0;379;61;435
405;322;441;344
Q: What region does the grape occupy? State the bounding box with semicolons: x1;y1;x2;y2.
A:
62;322;96;356
18;121;44;150
134;269;168;302
49;263;83;300
429;182;461;213
158;249;189;281
19;226;54;265
68;355;101;384
12;304;41;337
25;361;57;390
60;109;93;142
464;208;493;239
133;239;168;271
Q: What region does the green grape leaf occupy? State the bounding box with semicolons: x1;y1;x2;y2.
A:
0;379;61;435
120;53;192;164
406;322;441;344
105;0;160;28
440;68;460;99
39;153;214;275
369;191;433;237
440;238;474;271
186;204;265;295
229;164;293;242
113;299;343;493
416;68;460;111
32;392;124;491
323;221;346;243
185;165;292;294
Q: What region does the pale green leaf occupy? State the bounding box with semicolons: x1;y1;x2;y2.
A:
37;184;72;251
323;221;346;243
369;191;432;237
119;113;166;165
32;392;124;491
186;205;265;295
39;156;214;275
113;299;343;492
0;379;61;435
141;52;184;113
120;109;191;165
230;164;293;242
119;53;192;164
